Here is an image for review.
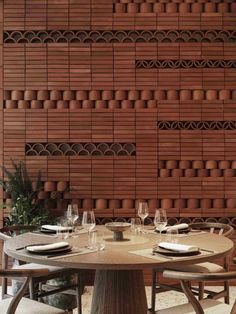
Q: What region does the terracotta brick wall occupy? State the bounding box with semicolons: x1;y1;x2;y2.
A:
0;1;236;274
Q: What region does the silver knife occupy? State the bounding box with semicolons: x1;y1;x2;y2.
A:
47;250;81;258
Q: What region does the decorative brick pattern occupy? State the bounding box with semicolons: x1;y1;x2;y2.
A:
4;194;236;217
4;89;236;109
3;1;235;31
4;42;236;90
158;160;236;177
136;59;236;69
4;30;236;43
1;0;236;226
113;0;235;14
25;143;136;156
157;121;236;130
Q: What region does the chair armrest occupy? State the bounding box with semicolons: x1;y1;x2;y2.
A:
163;269;236;282
0;268;49;278
0;231;11;241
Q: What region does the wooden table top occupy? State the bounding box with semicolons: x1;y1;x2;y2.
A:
5;227;234;270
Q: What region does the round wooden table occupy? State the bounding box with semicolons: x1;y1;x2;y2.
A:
5;228;234;314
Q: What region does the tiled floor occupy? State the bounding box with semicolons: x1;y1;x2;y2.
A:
78;286;235;314
1;286;234;313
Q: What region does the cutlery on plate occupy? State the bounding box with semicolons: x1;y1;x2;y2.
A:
32;231;55;236
16;246;27;250
152;250;173;260
16;243;51;250
46;250;81;258
200;248;215;253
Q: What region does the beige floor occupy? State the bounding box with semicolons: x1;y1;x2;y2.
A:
1;286;234;313
78;286;235;314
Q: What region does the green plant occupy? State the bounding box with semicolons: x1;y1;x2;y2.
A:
0;160;48;226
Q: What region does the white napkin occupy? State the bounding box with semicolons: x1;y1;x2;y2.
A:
27;242;69;252
41;225;72;231
162;223;189;232
159;242;198;252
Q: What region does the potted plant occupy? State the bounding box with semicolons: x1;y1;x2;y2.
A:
0;160;48;226
0;161;80;311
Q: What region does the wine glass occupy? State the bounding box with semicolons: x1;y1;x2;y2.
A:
154;209;167;237
67;204;79;222
137;202;149;233
67;204;79;234
82;211;96;249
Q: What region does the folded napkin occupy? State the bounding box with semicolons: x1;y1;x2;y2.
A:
158;242;198;252
27;242;69;252
161;223;189;232
41;225;72;231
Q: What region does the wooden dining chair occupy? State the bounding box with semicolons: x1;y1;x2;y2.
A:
0;268;66;314
150;222;234;312
158;269;236;314
0;225;83;314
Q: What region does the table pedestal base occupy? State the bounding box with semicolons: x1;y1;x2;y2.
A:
91;269;148;314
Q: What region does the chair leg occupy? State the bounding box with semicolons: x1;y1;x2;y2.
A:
2;277;8;298
224;256;230;305
199;282;204;300
150;269;157;313
29;278;36;300
224;280;230;304
38;282;43;302
2;252;8;299
76;273;82;314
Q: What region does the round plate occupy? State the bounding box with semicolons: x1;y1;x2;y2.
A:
155;227;191;234
26;243;71;255
40;228;73;234
154;246;200;256
40;228;55;234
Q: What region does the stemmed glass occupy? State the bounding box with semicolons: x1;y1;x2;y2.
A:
66;204;79;235
82;211;96;249
67;204;79;222
154;209;167;237
137;202;149;233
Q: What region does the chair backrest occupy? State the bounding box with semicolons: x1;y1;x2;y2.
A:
164;269;236;282
189;222;234;238
163;269;236;314
0;225;37;242
0;268;49;314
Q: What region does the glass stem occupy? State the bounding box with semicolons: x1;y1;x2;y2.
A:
88;230;90;247
142;218;144;232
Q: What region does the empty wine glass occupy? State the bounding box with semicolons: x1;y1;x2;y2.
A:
154;209;167;237
67;204;79;235
137;202;149;234
67;204;79;223
82;211;96;249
